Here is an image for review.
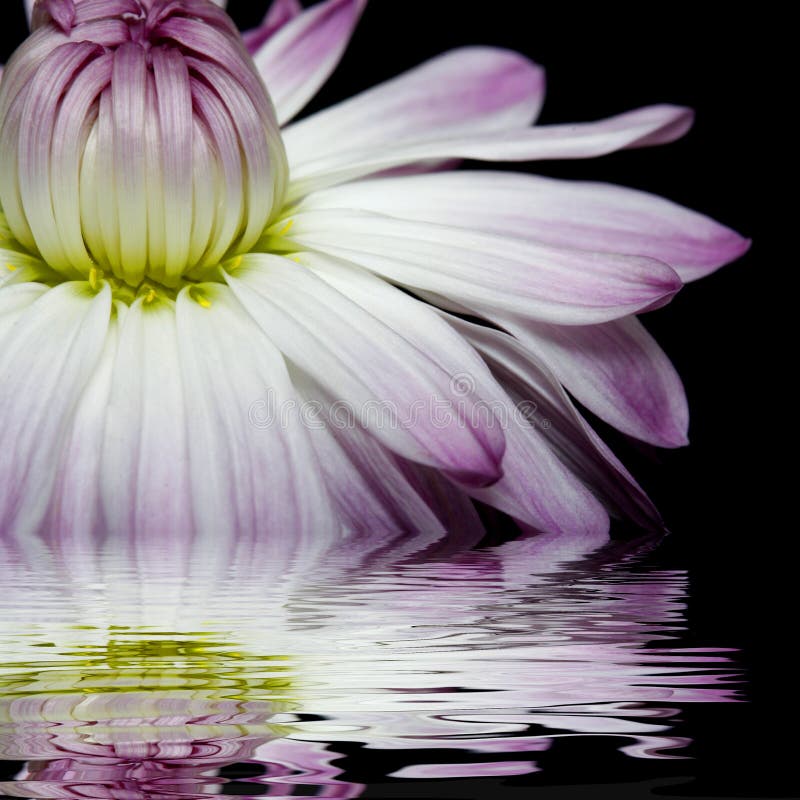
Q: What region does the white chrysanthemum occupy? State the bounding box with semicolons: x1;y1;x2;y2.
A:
0;0;749;541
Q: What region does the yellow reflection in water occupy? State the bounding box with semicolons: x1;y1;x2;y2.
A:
0;632;295;766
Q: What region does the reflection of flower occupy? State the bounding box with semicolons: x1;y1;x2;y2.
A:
0;0;747;537
0;534;738;795
0;652;360;799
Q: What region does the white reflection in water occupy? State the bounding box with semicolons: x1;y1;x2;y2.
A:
0;531;738;797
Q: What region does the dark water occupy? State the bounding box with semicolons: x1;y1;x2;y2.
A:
0;533;746;799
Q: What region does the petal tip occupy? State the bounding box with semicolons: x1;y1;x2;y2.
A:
726;233;752;263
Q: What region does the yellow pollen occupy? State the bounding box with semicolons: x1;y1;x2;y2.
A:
143;288;157;305
5;263;17;272
276;218;294;236
88;267;102;291
189;286;212;308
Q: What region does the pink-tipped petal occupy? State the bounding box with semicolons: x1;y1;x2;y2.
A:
300;171;750;282
224;253;506;488
17;40;102;273
45;309;120;544
29;0;76;33
288;371;463;546
0;281;111;537
99;297;194;545
448;315;663;529
284;44;545;168
288;209;682;325
305;251;610;538
242;0;304;54
285;104;693;199
175;285;340;544
253;0;368;125
503;315;690;449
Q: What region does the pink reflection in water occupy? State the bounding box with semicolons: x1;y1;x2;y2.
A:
0;532;739;796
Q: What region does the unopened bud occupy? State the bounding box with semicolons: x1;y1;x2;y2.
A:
0;0;288;288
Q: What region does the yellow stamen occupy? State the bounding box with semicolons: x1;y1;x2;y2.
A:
5;263;17;272
88;266;101;291
276;218;294;236
189;285;212;309
143;288;157;305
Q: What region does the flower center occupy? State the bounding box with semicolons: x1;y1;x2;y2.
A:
0;0;288;289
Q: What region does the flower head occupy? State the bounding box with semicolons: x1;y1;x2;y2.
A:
0;0;749;541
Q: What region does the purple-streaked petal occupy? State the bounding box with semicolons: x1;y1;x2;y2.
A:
111;42;148;285
285;104;692;200
150;46;193;284
241;0;303;54
305;251;610;538
175;284;341;543
0;281;111;536
299;171;750;282
253;0;367;125
45;309;119;544
99;296;194;545
283;44;545;170
502;314;690;448
286;43;546;140
224;253;506;488
50;51;113;271
289;370;476;547
16;41;101;274
287;209;682;324
28;0;76;33
182;54;286;256
447;315;663;529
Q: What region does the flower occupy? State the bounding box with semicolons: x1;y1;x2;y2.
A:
0;0;749;540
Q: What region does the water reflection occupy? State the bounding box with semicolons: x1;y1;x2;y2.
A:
0;532;738;797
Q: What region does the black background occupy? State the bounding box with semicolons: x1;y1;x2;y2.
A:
0;2;789;798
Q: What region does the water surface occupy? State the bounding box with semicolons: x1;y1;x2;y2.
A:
0;533;739;797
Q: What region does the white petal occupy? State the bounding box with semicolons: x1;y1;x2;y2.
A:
447;315;662;529
289;370;470;549
287;209;681;324
45;306;121;544
224;254;505;488
99;296;194;546
283;45;545;161
175;283;341;544
298;171;750;282
253;0;367;125
0;281;111;535
304;251;609;537
285;104;693;200
0;281;49;338
502;314;690;448
242;0;304;56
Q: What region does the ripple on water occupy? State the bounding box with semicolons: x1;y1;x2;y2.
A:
0;534;739;797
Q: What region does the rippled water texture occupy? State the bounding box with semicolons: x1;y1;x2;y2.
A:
0;533;738;798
